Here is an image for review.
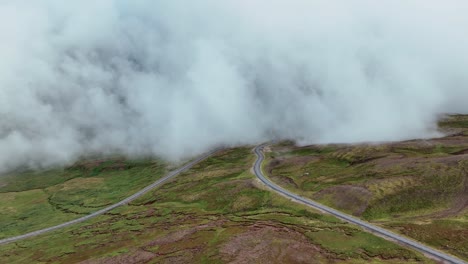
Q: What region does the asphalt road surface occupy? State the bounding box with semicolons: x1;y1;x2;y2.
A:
0;148;219;246
1;144;466;264
253;144;466;264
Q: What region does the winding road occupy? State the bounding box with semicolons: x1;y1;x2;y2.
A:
253;144;466;264
1;144;467;264
0;148;220;246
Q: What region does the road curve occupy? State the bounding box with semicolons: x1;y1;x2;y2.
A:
253;144;466;264
0;148;220;246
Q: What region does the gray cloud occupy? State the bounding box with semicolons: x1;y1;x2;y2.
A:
0;0;467;172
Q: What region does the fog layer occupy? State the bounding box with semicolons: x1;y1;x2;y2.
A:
1;1;467;171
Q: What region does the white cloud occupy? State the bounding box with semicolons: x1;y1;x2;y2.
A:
0;0;467;171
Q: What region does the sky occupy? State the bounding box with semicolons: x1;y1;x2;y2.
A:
0;0;467;172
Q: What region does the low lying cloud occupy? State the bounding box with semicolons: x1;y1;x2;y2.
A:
0;0;467;172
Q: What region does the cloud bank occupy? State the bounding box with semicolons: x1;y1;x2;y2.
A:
0;0;467;171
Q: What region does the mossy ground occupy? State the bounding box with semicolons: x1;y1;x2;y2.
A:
0;148;431;263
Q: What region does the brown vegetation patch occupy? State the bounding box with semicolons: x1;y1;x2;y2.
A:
212;179;255;190
51;177;104;191
364;176;419;199
427;155;468;166
453;149;468;155
69;160;106;171
372;156;412;168
390;222;468;260
145;220;225;248
68;159;131;172
313;185;372;216
374;154;467;169
426;173;468;219
272;175;298;188
429;135;468;145
80;250;156;264
220;223;327;264
266;156;319;175
82;221;228;264
146;229;198;247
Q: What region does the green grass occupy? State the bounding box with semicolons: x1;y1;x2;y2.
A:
0;189;75;238
0;158;167;238
0;169;82;193
308;229;416;260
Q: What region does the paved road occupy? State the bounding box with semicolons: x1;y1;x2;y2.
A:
0;149;219;246
253;144;466;264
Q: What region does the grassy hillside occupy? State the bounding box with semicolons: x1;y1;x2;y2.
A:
265;115;468;260
0;148;431;263
0;159;167;239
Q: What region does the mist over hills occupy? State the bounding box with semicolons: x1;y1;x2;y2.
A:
1;0;468;172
